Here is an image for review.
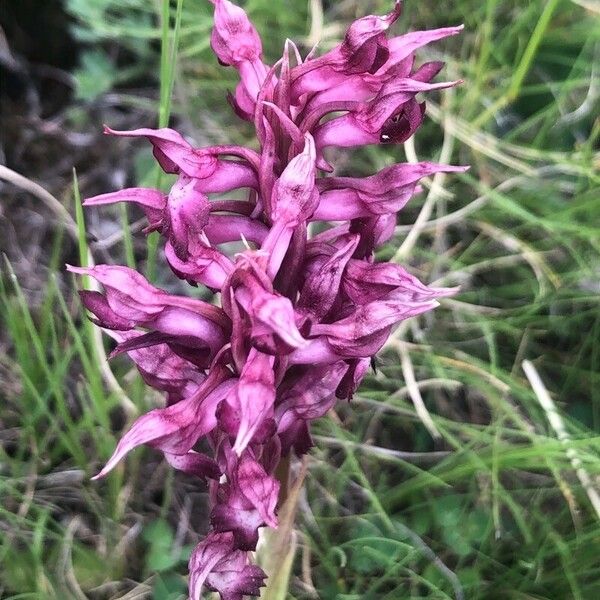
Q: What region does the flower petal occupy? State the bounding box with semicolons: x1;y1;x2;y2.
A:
189;532;265;600
92;377;235;479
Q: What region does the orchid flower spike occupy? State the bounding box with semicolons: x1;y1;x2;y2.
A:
71;2;465;598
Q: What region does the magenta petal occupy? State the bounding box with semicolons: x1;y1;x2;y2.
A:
373;213;397;247
234;280;307;351
83;187;166;225
210;503;264;550
311;297;440;357
210;453;279;549
165;241;234;290
152;306;227;353
83;187;165;209
313;298;439;340
189;532;265;600
272;133;318;225
204;214;269;246
104;126;258;187
315;78;460;150
290;2;402;97
314;162;468;220
104;329;205;404
78;290;136;330
387;25;464;65
164;450;221;480
210;0;263;66
104;125;216;177
68;264;229;354
193;158;259;193
164;175;211;261
251;293;306;349
221;350;276;455
298;234;359;319
343;260;459;304
92;378;235;479
236;453;279;527
314;115;378;149
288;337;341;366
276;362;348;431
108;331;188;359
66;264;160;312
68;264;161;321
317;162;468;197
210;0;270;121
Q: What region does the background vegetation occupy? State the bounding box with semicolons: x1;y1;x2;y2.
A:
1;0;599;598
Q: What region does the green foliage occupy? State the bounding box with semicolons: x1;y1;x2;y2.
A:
143;519;192;573
2;0;599;598
74;50;116;100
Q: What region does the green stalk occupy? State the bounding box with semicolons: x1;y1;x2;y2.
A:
146;0;185;281
258;460;306;600
472;0;562;128
119;203;136;268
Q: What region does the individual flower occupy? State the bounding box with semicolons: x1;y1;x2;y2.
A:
189;532;266;600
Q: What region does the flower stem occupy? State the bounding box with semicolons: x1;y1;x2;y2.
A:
258;458;308;599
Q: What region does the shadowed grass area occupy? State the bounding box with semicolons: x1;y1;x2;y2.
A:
1;0;599;598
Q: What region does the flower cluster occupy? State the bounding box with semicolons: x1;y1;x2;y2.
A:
70;1;465;598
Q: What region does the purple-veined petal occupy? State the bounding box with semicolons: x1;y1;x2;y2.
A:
314;163;468;220
83;187;165;226
204;214;269;246
193;159;259;193
189;532;265;600
234;276;307;350
164;450;221;480
104;329;205;404
298;234;359;319
77;290;136;330
68;264;224;320
104;125;216;176
271;133;318;225
314;78;460;149
210;0;263;66
220;350;276;456
211;452;279;549
290;1;402;97
343;260;459;304
276;361;348;433
386;25;464;65
92;377;236;479
165;240;234;290
311;297;440;357
68;265;229;355
209;0;271;121
164;175;211;261
236;453;279;527
260;220;295;280
312;298;439;340
288;336;341;365
104;126;258;189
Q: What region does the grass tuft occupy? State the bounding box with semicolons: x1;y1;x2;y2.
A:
1;1;599;598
